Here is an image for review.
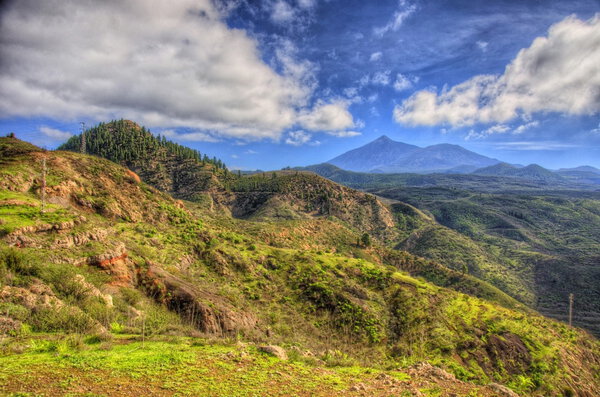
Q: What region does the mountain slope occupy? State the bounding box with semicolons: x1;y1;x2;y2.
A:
2;136;600;395
327;136;500;173
473;163;566;183
58;119;231;201
328;135;419;172
378;143;500;173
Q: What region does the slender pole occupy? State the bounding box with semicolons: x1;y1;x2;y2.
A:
41;157;47;213
569;293;574;327
80;122;86;154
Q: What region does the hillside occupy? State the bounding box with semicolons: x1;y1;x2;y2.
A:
368;185;600;336
298;163;600;336
2;137;600;395
473;163;566;184
58;119;232;201
327;136;500;173
299;163;597;192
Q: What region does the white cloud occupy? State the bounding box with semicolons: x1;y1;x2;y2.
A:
169;131;221;143
327;130;361;138
245;149;258;154
513;121;540;134
393;73;416;92
0;0;333;141
394;14;600;127
370;52;383;62
39;126;72;140
285;130;312;146
372;71;391;86
298;101;355;131
270;0;296;23
374;0;417;37
231;154;239;159
476;40;489;52
465;121;540;140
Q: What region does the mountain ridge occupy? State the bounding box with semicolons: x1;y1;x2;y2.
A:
328;135;500;173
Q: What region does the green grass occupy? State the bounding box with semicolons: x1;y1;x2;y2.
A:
0;336;402;396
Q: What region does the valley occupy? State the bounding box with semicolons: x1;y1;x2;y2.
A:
1;123;600;396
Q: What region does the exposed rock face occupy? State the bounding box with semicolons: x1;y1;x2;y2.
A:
0;317;22;335
72;274;113;307
258;345;288;360
53;229;108;249
484;333;531;375
487;383;519;397
88;245;136;287
0;282;63;310
138;264;257;335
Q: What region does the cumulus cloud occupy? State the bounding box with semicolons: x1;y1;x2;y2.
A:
393;73;417;91
374;0;417;37
285;130;312;146
394;14;600;127
370;52;383;62
297;101;355;131
372;71;392;86
39;126;73;140
0;0;347;141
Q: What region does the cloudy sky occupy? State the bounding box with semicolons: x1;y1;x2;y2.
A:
1;0;599;169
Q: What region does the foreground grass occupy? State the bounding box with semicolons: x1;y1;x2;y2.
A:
0;335;416;397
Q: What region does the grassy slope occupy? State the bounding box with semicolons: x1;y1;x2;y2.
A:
1;138;600;395
371;186;600;336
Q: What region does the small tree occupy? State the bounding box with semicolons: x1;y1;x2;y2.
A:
360;233;371;247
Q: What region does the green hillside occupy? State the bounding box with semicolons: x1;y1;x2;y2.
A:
2;137;600;395
369;186;600;336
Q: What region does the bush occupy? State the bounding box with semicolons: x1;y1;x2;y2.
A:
29;306;97;333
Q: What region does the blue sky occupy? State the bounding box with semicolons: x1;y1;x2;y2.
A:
1;0;599;170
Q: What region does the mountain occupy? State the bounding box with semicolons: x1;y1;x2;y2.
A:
378;143;500;173
2;135;600;396
473;163;566;183
559;165;600;174
328;135;420;172
328;136;500;173
58;119;231;201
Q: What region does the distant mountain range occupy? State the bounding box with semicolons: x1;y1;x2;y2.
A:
328;135;500;173
326;136;600;183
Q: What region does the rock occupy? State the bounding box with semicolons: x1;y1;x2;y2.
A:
139;264;257;334
258;345;288;360
0;317;22;335
349;383;366;392
488;383;520;397
72;274;113;307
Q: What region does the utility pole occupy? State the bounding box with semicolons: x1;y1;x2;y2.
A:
41;157;47;213
80;122;86;154
569;293;574;327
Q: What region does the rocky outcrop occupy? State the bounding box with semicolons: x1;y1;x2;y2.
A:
87;244;136;287
258;345;288;360
0;281;63;310
52;228;109;249
138;264;257;335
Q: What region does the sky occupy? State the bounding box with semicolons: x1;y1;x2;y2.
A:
1;0;599;170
